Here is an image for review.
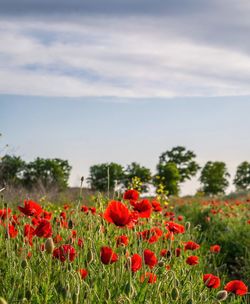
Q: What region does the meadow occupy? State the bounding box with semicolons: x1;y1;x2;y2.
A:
0;188;250;304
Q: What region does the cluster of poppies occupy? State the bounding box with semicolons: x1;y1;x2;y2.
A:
0;189;249;300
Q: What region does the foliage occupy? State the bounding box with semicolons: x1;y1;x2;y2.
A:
200;161;230;195
158;146;200;183
123;162;152;192
0;155;26;187
155;162;180;195
88;162;124;192
234;161;250;191
23;158;71;190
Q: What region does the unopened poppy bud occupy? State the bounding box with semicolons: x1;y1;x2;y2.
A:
0;297;7;304
45;238;54;254
158;261;164;267
21;259;28;269
81;176;84;183
216;290;228;301
68;219;74;229
171;287;179;301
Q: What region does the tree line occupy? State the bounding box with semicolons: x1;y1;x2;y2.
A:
0;146;250;196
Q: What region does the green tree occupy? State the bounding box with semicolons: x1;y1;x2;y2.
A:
233;161;250;191
23;158;71;190
88;163;124;192
0;155;26;186
159;146;200;183
154;162;180;195
123;162;152;192
200;161;230;195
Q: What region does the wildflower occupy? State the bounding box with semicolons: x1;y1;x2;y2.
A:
224;280;248;296
210;245;221;253
18;200;43;217
79;269;88;280
103;201;132;227
131;199;152;218
100;246;118;265
34;219;52;238
116;235;129;247
131;254;142;272
151;200;162;212
184;241;200;251
140;272;157;284
53;244;76;262
123;189;139;201
165;221;185;234
203;274;220;289
143;249;158;268
186;255;199;266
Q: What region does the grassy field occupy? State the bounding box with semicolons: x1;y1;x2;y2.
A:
0;189;250;303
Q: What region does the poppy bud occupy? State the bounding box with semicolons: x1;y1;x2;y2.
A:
21;259;28;269
68;219;74;229
216;290;228;301
0;297;7;304
158;261;164;267
81;176;84;183
171;287;179;301
45;237;54;254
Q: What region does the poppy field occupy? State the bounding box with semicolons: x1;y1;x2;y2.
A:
0;189;250;304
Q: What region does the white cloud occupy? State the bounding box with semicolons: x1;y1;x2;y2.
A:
1;17;250;98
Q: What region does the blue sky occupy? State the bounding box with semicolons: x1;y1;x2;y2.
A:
0;1;250;194
1;96;250;194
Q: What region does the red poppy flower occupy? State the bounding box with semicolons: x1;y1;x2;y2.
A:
81;205;88;213
175;247;181;257
100;246;118;265
24;224;35;245
60;212;67;220
160;249;171;258
103;201;132;227
203;274;220;289
131;254;142;272
34;219;52;238
178;215;184;221
79;269;88;279
143;249;158;268
53;244;76;262
123;189;139;201
210;245;221;253
18;200;43;217
184;241;200;251
140;272;157;284
8;224;18;238
54;234;63;244
151;200;162;212
116;235;129;247
186;255;199;266
224;280;248;296
140;227;163;244
78;238;84;248
42;211;52;220
132;199;152;218
0;208;11;220
165;221;185;234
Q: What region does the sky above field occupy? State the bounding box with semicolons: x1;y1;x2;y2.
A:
0;1;250;194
